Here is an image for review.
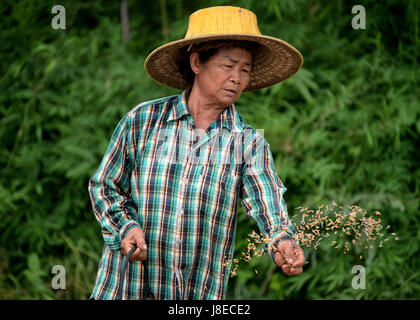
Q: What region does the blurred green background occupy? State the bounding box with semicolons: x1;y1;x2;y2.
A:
1;0;419;299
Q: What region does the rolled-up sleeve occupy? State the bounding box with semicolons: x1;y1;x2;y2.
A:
88;113;140;250
240;133;298;261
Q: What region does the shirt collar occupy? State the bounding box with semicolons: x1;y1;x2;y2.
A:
220;103;243;133
167;89;243;133
166;89;191;122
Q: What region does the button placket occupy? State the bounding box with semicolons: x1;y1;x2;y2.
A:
173;120;195;299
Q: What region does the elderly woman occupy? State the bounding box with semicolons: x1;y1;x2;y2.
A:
88;6;305;300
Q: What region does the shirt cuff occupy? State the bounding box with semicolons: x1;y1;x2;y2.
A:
267;231;297;261
119;220;141;241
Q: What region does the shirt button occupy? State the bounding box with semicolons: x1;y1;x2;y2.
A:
178;208;184;215
181;178;188;185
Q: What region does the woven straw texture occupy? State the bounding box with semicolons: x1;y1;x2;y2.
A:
144;6;303;91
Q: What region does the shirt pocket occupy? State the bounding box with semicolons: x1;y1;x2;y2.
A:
198;163;242;218
219;163;242;205
201;163;241;194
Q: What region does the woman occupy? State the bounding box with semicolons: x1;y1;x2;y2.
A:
89;6;305;300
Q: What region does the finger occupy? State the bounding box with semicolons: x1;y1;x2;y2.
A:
139;249;147;261
283;242;295;265
289;266;303;275
129;246;145;261
136;236;148;252
121;240;135;256
136;246;147;261
127;232;146;260
131;238;147;261
130;247;147;261
283;264;303;276
292;247;305;268
274;252;286;267
281;264;292;276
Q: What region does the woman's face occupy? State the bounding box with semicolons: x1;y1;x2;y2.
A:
190;47;252;107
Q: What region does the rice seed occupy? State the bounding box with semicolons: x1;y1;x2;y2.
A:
228;203;395;277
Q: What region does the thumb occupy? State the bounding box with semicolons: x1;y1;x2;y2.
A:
136;236;147;251
130;233;148;261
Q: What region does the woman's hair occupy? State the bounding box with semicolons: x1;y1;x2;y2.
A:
176;40;261;86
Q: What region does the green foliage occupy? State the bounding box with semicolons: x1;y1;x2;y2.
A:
1;0;419;299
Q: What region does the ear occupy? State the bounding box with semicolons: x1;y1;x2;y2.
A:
189;52;201;76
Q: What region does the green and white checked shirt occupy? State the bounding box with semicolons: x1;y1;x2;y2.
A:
88;89;297;300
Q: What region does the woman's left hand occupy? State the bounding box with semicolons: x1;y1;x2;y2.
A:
274;240;305;276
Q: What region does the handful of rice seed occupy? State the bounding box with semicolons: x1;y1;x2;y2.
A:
226;202;398;277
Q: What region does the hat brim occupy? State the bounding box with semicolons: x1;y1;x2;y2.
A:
144;33;303;91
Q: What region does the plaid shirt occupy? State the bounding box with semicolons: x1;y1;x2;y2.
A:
88;89;297;300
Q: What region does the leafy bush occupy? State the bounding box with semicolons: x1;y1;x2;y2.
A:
1;0;419;299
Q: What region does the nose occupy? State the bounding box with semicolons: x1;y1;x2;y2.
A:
230;68;241;84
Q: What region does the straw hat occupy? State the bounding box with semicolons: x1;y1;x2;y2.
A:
144;6;303;91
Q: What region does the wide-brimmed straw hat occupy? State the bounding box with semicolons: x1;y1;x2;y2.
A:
144;6;303;91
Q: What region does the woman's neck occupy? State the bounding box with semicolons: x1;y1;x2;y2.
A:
186;86;225;124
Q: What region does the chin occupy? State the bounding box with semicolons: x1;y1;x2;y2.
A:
220;96;238;106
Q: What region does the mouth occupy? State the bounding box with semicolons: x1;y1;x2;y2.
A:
223;88;237;97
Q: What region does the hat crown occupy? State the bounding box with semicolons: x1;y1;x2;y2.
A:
185;6;261;39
